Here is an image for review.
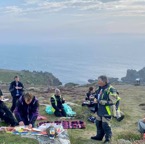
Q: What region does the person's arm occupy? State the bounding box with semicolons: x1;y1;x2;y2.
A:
61;97;65;104
0;89;3;96
86;92;90;100
18;82;24;90
99;87;118;106
9;82;15;93
50;97;59;111
29;100;39;125
108;87;118;105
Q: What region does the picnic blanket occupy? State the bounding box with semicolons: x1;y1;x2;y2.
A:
21;130;70;144
38;120;86;129
1;125;71;144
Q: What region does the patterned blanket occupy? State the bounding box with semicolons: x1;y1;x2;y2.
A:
38;120;86;129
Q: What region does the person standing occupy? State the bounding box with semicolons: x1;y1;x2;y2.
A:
9;76;24;112
91;75;118;144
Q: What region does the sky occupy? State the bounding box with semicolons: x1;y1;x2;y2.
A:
0;0;145;45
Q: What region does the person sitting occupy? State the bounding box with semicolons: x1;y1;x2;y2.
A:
0;89;18;126
82;87;95;107
50;88;66;117
14;92;39;128
86;86;95;101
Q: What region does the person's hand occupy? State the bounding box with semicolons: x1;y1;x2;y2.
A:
28;124;32;129
18;87;22;89
19;121;24;126
59;109;62;112
0;96;4;101
143;118;145;122
15;86;19;89
94;98;98;103
90;95;94;98
99;100;107;105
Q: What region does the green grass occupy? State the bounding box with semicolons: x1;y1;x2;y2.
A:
0;69;61;86
1;84;145;143
0;133;38;144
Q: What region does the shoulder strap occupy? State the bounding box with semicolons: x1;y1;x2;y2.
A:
51;95;57;106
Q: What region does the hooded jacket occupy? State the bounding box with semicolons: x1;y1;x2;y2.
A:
14;96;39;124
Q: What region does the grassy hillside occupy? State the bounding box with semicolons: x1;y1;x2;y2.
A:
0;84;145;144
0;69;62;86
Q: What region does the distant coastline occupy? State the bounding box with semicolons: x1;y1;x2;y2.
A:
0;69;62;86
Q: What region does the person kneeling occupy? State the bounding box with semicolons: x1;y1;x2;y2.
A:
51;89;66;117
14;92;39;128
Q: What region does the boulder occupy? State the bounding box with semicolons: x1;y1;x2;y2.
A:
121;67;145;84
64;83;79;88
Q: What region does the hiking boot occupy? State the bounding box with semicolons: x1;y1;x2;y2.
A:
104;139;111;144
117;115;125;122
91;136;102;141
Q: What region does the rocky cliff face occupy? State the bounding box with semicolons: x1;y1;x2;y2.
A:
121;67;145;83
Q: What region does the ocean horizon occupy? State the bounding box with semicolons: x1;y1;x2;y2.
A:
0;35;145;84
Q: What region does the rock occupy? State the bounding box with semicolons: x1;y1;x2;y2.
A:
27;87;41;92
121;67;145;84
108;77;119;84
88;79;97;83
64;83;79;88
88;77;119;84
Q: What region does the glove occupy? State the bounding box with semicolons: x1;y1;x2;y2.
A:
99;100;107;105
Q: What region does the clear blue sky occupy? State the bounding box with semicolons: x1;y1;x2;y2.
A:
0;0;145;45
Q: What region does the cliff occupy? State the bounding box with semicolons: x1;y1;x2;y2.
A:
121;67;145;83
0;69;62;86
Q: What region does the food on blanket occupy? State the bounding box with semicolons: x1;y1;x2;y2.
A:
32;128;42;132
22;128;32;131
6;127;14;131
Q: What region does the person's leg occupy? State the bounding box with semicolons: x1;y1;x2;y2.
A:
0;104;17;126
61;109;67;117
91;115;104;141
0;109;5;119
102;116;112;143
54;110;62;117
11;96;20;112
3;104;18;126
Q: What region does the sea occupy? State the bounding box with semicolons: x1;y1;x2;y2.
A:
0;35;145;84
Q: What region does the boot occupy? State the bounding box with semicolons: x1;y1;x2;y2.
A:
91;120;104;140
104;139;111;144
91;136;102;141
117;114;125;122
102;121;112;144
